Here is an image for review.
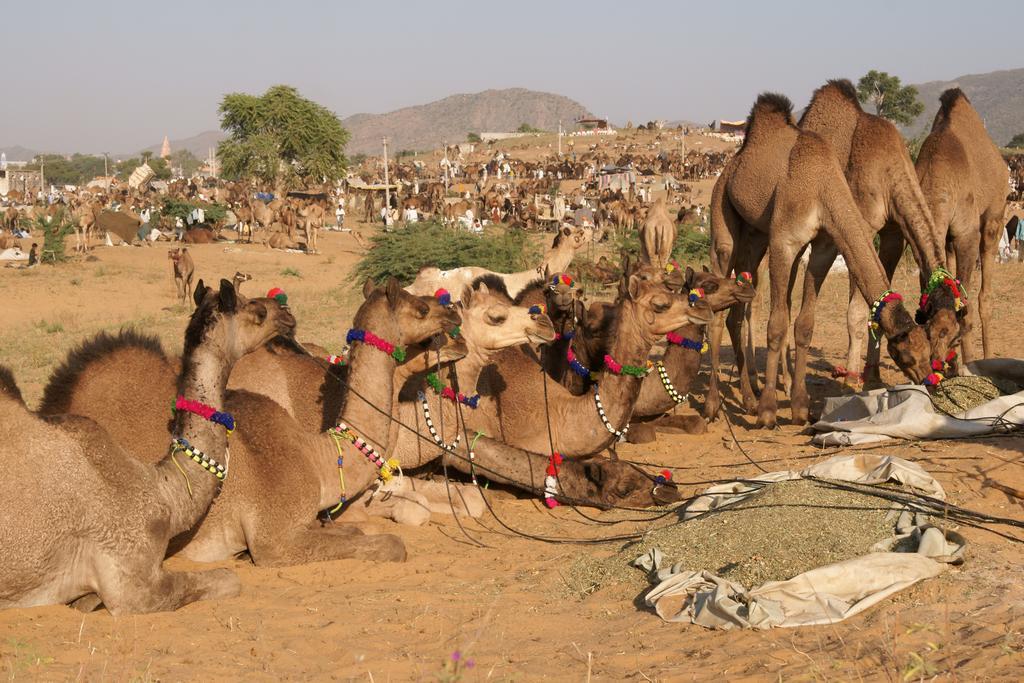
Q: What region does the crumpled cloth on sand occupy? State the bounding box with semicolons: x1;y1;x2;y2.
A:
634;454;966;630
811;359;1024;445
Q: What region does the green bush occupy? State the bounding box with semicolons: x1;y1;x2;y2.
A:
36;209;75;264
354;221;539;285
160;197;228;224
610;223;710;264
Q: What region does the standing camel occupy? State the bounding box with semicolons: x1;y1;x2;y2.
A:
0;280;295;613
639;196;676;269
797;80;963;387
168;247;195;306
706;93;933;428
916;89;1010;362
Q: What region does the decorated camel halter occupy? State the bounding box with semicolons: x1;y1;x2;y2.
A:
528;304;547;317
868;290;904;340
173;396;236;435
687;288;705;306
329;422;400;484
924;349;959;388
549;273;576;290
425;371;480;408
603;354;652;377
544;451;564;508
660;334;706;404
665;259;682;274
917;268;967;321
417;391;462;452
346;328;407;362
735;271;753;286
666;332;708;353
593;385;629;442
266;287;289;307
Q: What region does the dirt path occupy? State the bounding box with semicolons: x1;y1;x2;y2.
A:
1;234;1023;680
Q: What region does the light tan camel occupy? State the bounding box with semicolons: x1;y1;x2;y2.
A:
916;88;1010;361
1;280;295;613
797;80;960;387
706;93;933;427
465;268;713;455
231;271;253;293
168;247;195;306
406;224;593;301
38;279;460;565
639;196;677;269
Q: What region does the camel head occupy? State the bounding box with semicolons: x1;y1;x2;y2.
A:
554;224;593;251
167;247;188;265
186;278;297;364
916;278;969;377
461;281;556;353
542;272;585;325
684;265;755;313
568;457;682;509
879;305;933;384
620;267;713;341
359;277;462;352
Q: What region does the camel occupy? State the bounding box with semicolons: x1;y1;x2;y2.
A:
405;224;593;302
796;80;961;387
916;89;1010;361
639;196;677;269
231;271;253;293
70;198;101;253
0;280;295;613
465;268;713;455
39;279;460;565
168;247;195;306
706;93;933;428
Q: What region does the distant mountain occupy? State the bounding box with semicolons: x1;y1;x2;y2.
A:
131;130;225;161
341;88;593;154
904;67;1024;147
0;145;41;162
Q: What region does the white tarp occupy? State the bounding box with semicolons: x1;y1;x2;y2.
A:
811;359;1024;446
636;454;966;630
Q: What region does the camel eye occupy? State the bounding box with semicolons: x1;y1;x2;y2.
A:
651;299;670;313
705;282;719;294
486;309;507;325
415;303;429;318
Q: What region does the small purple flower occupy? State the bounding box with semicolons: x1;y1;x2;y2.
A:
451;651;461;662
465;658;475;669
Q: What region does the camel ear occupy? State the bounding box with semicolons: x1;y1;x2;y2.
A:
362;277;376;299
193;279;207;307
702;264;709;273
478;283;490;297
627;274;642;301
385;277;402;307
562;226;571;237
583;460;606;487
218;279;237;313
685;266;695;287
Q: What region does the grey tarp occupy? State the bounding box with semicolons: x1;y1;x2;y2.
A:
811;359;1024;445
635;454;966;630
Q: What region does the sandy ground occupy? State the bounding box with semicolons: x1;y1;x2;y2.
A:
1;227;1023;681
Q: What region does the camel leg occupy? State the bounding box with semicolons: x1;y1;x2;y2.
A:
704;310;727;419
247;527;406;567
951;227;981;363
791;237;837;424
94;561;240;615
862;227;904;386
736;236;769;412
757;238;802;429
978;217;1000;359
650;413;707;434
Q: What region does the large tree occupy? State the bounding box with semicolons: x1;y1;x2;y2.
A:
1007;132;1024;149
216;84;349;186
856;70;925;126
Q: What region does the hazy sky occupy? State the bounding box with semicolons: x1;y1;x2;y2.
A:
3;0;1021;154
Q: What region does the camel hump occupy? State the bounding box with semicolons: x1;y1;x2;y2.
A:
39;329;167;416
939;88;969;112
751;92;794;119
824;79;860;104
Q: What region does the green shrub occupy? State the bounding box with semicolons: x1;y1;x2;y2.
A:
160;197;228;224
610;222;710;265
36;209;75;264
354;221;539;285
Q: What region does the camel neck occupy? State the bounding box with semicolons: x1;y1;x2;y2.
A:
340;336;396;453
661;323;703;395
542;241;575;274
587;301;654;439
158;344;234;537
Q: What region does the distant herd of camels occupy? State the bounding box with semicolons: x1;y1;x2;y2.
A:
0;80;1009;614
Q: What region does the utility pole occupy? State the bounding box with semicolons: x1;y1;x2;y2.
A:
103;153;109;184
382;136;390;223
442;139;449;191
558;120;562;157
40;157;45;198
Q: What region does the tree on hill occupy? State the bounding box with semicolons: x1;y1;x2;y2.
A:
856;70;925;125
170;149;203;176
216;84;349;186
467;132;482;143
517;123;543;134
1008;132;1024;149
25;154;107;186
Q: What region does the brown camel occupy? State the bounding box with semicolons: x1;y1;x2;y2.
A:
465;268;713;455
38;279;459;566
406;224;593;301
706;93;933;427
916;88;1010;361
231;271;253;293
639;196;677;269
168;247;195;306
796;79;961;387
1;280;295;613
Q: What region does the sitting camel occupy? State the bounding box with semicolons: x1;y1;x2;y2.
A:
405;224;593;302
39;278;460;566
705;93;934;428
1;280;295;613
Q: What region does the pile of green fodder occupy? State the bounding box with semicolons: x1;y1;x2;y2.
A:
929;375;1020;415
563;479;896;598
